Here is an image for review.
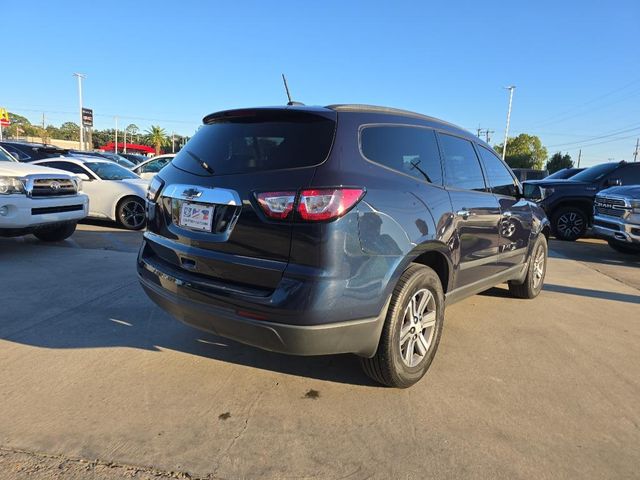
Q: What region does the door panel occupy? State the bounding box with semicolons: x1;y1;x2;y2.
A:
496;197;532;269
449;190;502;288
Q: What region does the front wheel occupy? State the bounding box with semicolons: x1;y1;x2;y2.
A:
117;197;146;230
360;264;445;388
508;234;548;299
552;207;587;241
607;240;640;254
33;222;77;242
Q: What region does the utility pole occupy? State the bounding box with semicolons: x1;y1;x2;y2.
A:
501;86;516;160
114;116;118;154
73;73;86;150
577;149;582;168
41;113;45;143
172;131;175;153
485;129;494;144
634;138;639;162
476;125;482;138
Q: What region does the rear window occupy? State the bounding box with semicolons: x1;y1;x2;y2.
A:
172;110;336;176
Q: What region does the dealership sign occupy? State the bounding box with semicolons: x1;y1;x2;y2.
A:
0;108;10;127
82;108;93;127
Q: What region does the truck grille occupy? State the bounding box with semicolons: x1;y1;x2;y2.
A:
594;196;628;218
31;178;77;197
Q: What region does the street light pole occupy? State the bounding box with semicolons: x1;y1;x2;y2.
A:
114;116;118;154
501;85;516;161
73;73;86;150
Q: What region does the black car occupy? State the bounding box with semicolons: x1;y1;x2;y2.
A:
545;167;585;180
0;141;68;161
119;153;148;164
138;105;550;388
524;161;640;241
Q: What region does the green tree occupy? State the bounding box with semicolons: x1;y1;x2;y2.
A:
125;123;140;143
145;125;168;155
494;134;548;170
6;112;39;138
58;122;80;141
545;152;573;174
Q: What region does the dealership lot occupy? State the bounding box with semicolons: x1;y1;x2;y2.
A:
0;226;639;479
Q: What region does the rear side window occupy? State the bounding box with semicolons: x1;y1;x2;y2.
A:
40;161;88;175
3;144;31;161
477;145;519;197
172;110;336;176
438;133;486;191
360;126;443;185
615;165;640;185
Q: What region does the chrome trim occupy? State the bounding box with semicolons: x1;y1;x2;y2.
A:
162;184;241;206
22;173;79;198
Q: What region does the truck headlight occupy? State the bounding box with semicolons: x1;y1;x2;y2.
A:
0;177;26;195
540;187;555;200
631;200;640;214
72;176;83;192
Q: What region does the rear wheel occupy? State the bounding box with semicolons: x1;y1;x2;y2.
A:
607;240;640;254
33;222;77;242
117;197;146;230
360;264;444;388
552;206;587;241
508;235;548;299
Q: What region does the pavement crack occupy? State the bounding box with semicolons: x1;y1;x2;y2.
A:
0;445;211;479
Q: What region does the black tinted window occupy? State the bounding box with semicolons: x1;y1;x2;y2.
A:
172;110;336;176
438;134;486;191
40;161;88;175
477;146;518;196
2;144;31;161
615;165;640;185
361;126;442;185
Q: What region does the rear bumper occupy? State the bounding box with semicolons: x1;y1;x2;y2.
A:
592;215;640;244
138;253;389;357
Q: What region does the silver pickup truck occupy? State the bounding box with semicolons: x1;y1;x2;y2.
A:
593;185;640;254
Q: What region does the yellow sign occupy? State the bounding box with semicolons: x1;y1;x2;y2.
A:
0;108;9;126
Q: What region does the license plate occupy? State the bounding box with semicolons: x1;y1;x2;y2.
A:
179;202;214;232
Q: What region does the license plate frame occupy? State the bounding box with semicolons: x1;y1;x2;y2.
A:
178;201;214;232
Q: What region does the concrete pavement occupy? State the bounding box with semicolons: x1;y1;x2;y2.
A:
0;233;638;479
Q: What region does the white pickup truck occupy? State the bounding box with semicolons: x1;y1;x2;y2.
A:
0;146;89;241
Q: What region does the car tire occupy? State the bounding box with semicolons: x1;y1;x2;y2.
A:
116;197;146;230
607;240;640;254
33;222;77;242
508;234;548;299
552;206;587;241
360;263;445;388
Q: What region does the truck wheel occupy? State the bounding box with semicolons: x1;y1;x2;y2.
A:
552;207;587;241
360;264;444;388
607;240;640;254
33;222;77;242
117;197;146;230
508;234;548;299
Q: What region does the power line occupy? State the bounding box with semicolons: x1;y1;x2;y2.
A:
545;124;640;148
529;77;640;127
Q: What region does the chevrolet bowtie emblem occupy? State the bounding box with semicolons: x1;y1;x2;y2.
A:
183;188;202;199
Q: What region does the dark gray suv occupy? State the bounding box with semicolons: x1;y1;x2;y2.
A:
138;105;550;388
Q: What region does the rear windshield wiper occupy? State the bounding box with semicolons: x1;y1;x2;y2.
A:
186;150;215;175
410;160;432;183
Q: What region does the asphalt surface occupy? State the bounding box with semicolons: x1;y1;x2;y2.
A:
0;225;639;479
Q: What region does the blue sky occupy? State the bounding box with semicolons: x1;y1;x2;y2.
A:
3;0;639;166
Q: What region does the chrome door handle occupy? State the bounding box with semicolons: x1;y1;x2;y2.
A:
457;209;471;219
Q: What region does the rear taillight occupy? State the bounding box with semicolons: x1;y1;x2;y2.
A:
255;188;365;222
255;191;297;219
298;188;365;221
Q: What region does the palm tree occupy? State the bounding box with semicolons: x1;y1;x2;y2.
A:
145;125;168;155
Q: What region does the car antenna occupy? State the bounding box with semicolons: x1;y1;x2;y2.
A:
282;74;305;106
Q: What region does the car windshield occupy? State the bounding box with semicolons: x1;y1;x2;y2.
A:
85;161;139;180
0;146;16;162
570;163;618;182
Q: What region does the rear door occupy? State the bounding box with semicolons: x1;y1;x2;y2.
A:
438;132;502;288
476;145;532;270
147;108;337;291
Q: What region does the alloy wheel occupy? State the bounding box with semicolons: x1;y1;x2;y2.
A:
120;200;146;229
399;289;437;368
556;212;584;239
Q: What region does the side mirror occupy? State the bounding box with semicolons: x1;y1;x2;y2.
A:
77;173;91;181
606;178;622;187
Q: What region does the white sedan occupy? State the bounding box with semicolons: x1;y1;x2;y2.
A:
33;156;149;230
131;154;175;180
